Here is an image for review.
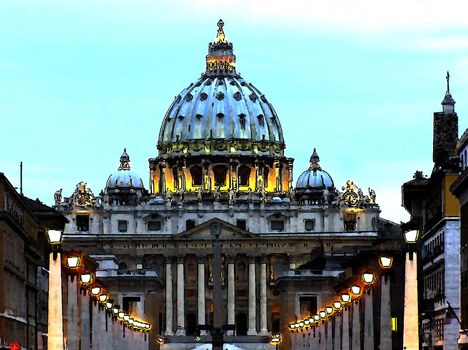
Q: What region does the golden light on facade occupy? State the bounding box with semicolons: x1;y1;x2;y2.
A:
124;315;130;322
304;319;310;326
98;293;108;303
66;256;80;268
314;314;320;321
319;310;326;318
326;306;333;315
333;301;342;310
113;307;119;314
362;272;375;284
106;301;113;309
118;311;125;319
379;255;393;269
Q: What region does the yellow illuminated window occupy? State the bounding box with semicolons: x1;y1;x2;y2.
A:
392;317;397;332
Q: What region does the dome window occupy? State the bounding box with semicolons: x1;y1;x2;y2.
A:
185;94;193;102
196;114;203;120
190;166;203;186
233;91;242;101
238;114;246;129
238;165;251;187
216;92;225;100
200;92;208;101
178;115;185;120
212;165;228;186
217;113;224;119
257;114;264;126
205;79;213;86
249;93;258;102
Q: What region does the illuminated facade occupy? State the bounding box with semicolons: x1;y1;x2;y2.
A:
402;73;461;350
57;21;404;350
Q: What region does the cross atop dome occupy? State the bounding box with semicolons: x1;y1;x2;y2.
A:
205;19;236;76
441;71;455;114
118;148;131;170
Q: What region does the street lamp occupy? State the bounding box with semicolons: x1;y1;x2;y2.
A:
98;293;108;303
333;301;342;310
350;285;361;297
404;230;419;244
326;306;333;316
378;255;393;269
340;292;351;304
66;256;80;269
362;272;375;284
80;273;92;285
46;229;64;350
319;310;327;319
90;286;101;297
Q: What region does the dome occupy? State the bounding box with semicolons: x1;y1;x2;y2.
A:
296;149;334;190
157;20;285;157
105;149;145;191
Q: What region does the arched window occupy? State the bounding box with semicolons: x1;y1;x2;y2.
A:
190;166;202;186
212;165;227;186
238;165;250;187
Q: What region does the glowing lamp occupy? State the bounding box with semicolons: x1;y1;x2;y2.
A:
118;312;125;319
308;317;314;323
113;306;119;314
123;315;130;322
157;336;164;344
314;314;320;321
46;229;63;245
91;287;101;296
304;319;310;326
106;302;113;309
319;311;326;318
340;293;351;303
289;323;295;329
326;306;333;315
333;301;342;310
271;334;281;344
298;321;304;327
351;285;361;296
404;230;419;244
80;273;92;285
66;256;80;268
99;294;108;303
129;319;134;325
379;255;393;269
362;272;375;284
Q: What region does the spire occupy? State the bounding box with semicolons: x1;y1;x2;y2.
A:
205;19;236;76
309;148;322;170
441;71;455;114
118;148;131;170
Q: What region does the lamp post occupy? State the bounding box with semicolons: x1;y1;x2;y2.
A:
403;230;419;350
46;229;65;350
378;254;394;350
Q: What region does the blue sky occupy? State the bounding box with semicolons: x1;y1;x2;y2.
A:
1;0;468;223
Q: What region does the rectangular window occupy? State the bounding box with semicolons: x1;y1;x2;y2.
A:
76;215;89;231
118;220;128;232
148;220;162;231
122;296;141;314
299;296;317;317
304;219;315;231
236;219;247;230
186;219;196;230
392;317;397;332
344;211;357;231
271;220;285;231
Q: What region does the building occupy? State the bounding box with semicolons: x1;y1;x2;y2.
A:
402;73;461;350
57;20;404;350
450;127;468;348
0;172;66;349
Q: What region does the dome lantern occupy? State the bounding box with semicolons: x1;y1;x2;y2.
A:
441;71;455;114
205;19;236;77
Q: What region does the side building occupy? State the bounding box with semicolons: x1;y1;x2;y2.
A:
402;74;461;350
0;172;67;349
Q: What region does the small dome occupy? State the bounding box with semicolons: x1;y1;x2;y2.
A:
296;149;334;190
105;149;145;191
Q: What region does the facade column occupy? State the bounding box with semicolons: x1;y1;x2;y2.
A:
105;312;114;350
91;301;101;349
334;314;342;350
379;276;392;350
310;326;318;349
48;253;64;350
363;291;374;350
198;256;207;335
80;291;91;349
342;306;350;350
247;257;257;335
327;320;333;350
403;253;419;349
260;258;268;335
227;257;236;335
165;257;174;336
66;276;79;350
351;301;361;350
176;256;186;336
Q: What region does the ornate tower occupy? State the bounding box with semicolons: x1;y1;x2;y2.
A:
433;72;458;171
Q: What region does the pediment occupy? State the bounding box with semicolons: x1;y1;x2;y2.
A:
177;218;253;240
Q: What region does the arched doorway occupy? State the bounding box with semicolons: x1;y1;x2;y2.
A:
236;313;248;335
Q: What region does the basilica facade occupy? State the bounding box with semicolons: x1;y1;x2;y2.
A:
56;21;404;350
